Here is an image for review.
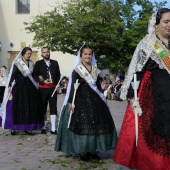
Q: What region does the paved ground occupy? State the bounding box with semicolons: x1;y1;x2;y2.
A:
0;95;131;170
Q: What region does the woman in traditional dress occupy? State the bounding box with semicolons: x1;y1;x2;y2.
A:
0;47;44;135
0;66;8;105
55;45;117;161
0;66;8;126
113;8;170;170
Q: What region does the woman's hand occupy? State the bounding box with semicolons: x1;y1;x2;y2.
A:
130;98;136;113
68;103;74;113
130;98;143;116
0;71;3;77
8;87;12;93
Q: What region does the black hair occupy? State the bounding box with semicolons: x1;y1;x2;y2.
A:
80;44;93;57
21;47;32;56
109;80;112;84
1;66;7;69
41;46;50;52
156;8;170;25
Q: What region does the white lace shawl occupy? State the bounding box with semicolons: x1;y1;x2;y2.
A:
14;59;34;77
0;67;8;86
120;12;165;100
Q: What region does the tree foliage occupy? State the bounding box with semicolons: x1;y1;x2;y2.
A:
24;0;167;73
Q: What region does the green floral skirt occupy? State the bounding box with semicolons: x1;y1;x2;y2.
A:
55;105;117;154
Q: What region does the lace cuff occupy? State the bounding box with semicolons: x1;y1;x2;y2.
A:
132;98;142;116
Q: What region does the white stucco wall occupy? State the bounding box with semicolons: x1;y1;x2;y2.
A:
0;0;76;76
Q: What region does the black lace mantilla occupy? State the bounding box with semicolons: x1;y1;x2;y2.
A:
140;70;170;157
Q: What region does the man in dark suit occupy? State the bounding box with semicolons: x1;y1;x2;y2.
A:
33;47;60;134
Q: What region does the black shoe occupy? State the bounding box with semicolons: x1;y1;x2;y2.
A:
11;131;16;135
24;130;34;136
87;152;101;160
41;129;47;134
79;153;90;161
50;130;57;135
64;154;72;158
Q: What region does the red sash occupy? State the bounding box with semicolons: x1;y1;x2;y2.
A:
39;83;56;88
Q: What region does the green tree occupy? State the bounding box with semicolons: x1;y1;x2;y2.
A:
24;0;167;73
117;0;167;74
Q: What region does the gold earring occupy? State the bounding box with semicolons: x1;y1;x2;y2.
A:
155;25;159;36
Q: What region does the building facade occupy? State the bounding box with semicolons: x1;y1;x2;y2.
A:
0;0;75;76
